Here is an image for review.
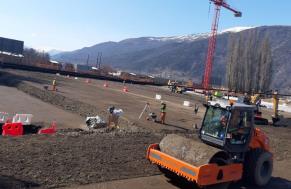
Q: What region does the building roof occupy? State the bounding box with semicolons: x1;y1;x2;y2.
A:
50;60;59;64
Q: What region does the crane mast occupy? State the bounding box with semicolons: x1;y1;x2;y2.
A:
203;0;241;89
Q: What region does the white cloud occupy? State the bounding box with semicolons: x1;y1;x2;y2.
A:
31;33;38;37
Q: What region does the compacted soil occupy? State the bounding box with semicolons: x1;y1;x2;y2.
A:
0;129;162;189
0;69;290;189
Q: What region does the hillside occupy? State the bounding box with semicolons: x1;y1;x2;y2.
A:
53;26;291;93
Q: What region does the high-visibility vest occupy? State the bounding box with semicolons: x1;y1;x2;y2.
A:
160;104;166;113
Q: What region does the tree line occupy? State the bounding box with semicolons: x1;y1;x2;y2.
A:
22;48;50;65
226;31;273;93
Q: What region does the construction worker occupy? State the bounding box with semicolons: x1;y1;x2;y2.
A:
193;104;199;129
243;92;251;104
107;106;123;128
205;91;213;102
146;112;157;122
52;78;57;91
160;101;167;124
107;106;118;128
217;112;229;139
194;104;199;115
272;90;279;122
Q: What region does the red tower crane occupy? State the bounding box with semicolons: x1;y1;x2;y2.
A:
203;0;242;89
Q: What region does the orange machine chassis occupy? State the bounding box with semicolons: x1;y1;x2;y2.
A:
147;143;243;186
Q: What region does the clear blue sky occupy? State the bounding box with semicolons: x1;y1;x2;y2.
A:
0;0;290;51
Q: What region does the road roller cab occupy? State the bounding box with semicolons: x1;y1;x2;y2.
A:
200;102;270;154
200;103;255;155
146;102;273;188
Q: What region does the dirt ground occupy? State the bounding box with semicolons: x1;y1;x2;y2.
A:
0;68;291;189
2;69;204;132
0;85;84;129
0;129;162;189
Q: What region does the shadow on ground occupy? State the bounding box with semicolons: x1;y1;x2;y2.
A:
0;70;47;87
167;177;291;189
273;118;291;128
0;175;39;189
164;123;191;131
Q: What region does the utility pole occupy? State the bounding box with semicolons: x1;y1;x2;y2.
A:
99;52;102;69
95;52;102;69
96;53;99;69
86;54;90;67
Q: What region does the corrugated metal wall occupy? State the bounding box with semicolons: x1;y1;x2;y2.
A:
0;37;24;55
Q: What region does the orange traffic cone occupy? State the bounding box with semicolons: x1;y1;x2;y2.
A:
123;86;128;92
86;79;91;84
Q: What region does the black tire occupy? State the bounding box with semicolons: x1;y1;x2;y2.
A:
244;149;273;186
209;151;231;166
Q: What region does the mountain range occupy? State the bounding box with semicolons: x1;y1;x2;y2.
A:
53;26;291;93
47;49;64;56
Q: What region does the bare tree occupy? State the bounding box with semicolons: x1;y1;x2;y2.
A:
22;48;50;65
259;36;273;92
226;32;273;93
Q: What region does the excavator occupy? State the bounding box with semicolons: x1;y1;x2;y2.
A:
146;101;273;189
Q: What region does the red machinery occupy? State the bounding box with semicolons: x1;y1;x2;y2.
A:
203;0;242;89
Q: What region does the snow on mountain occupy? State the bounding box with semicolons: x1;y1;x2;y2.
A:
221;26;256;33
148;33;209;42
147;27;256;43
47;49;64;56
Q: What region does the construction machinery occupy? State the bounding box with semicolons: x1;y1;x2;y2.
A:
234;93;269;125
147;101;273;188
271;90;281;125
230;91;285;126
168;80;194;94
203;0;241;89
